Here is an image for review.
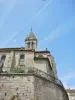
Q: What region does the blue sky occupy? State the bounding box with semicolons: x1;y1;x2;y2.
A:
0;0;74;89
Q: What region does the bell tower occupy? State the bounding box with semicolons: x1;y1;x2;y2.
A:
25;28;37;50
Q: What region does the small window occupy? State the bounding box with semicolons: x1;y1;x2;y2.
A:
32;42;34;49
27;42;30;48
0;55;6;72
1;55;6;64
19;54;25;66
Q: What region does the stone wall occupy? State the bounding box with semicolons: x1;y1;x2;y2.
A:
0;74;69;100
34;76;69;100
0;74;34;100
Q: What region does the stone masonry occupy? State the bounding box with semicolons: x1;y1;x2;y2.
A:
0;74;69;100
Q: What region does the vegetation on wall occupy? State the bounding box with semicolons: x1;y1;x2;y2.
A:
10;67;35;74
10;67;24;73
27;67;35;73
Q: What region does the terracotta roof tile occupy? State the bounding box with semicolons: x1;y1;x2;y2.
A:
66;89;75;93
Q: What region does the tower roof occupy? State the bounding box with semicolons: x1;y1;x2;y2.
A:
25;28;37;41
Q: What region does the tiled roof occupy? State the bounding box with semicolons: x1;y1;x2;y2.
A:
66;89;75;93
25;29;37;41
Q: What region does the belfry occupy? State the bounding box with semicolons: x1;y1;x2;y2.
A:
25;28;37;50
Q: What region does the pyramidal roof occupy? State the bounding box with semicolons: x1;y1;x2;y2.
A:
25;28;37;41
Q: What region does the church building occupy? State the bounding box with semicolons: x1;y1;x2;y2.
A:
0;29;57;78
0;29;69;100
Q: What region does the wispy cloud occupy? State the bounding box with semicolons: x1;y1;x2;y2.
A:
59;72;75;89
30;0;52;21
1;1;74;48
38;15;74;49
0;0;16;31
1;0;52;47
1;29;20;47
62;81;69;89
61;79;75;89
60;74;75;81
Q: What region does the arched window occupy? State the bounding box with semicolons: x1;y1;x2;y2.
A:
32;42;34;49
0;55;6;72
1;55;6;64
19;54;25;66
27;42;30;48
